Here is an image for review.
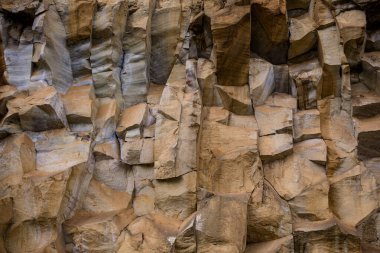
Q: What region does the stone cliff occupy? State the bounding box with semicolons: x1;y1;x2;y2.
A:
0;0;379;252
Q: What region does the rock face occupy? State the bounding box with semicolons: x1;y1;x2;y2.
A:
0;0;379;252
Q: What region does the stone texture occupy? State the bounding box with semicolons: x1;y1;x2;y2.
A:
317;26;343;98
288;14;317;59
5;86;68;132
293;109;321;142
210;5;250;86
259;134;293;162
360;52;380;95
0;1;379;252
251;0;289;64
289;58;322;110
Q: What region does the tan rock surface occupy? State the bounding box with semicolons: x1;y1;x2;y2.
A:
0;1;379;252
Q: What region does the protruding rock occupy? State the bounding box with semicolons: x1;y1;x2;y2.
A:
264;93;297;110
62;85;96;131
150;0;181;84
318;98;357;175
293;221;361;252
313;0;334;28
29;129;91;175
216;85;253;115
197;58;221;106
6;86;68;132
255;105;293;136
67;0;96;86
259;134;293;162
154;62;202;179
116;103;148;138
317;26;343;97
117;214;180;253
288;14;317;59
293;109;321;142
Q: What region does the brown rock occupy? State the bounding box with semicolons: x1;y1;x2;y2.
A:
120;137;153;165
293;139;327;165
251;0;289;64
62;85;96;131
264;154;327;200
216;85;253;115
196;190;249;253
6;86;68;132
294;221;361;253
329;164;379;228
288;14;317;59
245;236;294;253
259;134;293;162
29;129;91;175
199;109;261;194
153;172;197;220
336;10;366;67
317;26;343;98
247;182;292;243
289;58;322;110
293;109;321;142
211;5;250;86
354;115;380;160
255;105;293;136
5;220;57;253
116;103;148;138
90;0;127;97
122;0;155;106
0;133;35;191
249;57;275;106
95;98;120;140
360;52;380;95
352;83;380;118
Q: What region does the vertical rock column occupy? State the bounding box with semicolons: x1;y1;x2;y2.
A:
67;0;96;86
91;0;127;98
121;0;156;106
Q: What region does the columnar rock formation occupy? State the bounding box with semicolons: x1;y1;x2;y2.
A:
0;0;379;252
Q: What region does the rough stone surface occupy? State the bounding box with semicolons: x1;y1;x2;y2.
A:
0;1;379;252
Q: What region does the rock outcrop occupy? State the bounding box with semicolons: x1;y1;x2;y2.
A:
0;0;379;252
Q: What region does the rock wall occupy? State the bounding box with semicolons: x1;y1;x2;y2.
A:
0;0;379;252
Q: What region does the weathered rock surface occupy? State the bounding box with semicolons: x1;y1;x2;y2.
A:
0;0;379;252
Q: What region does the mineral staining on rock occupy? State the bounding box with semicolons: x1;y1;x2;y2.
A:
0;0;379;252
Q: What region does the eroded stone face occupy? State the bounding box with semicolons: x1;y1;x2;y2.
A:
0;0;379;252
